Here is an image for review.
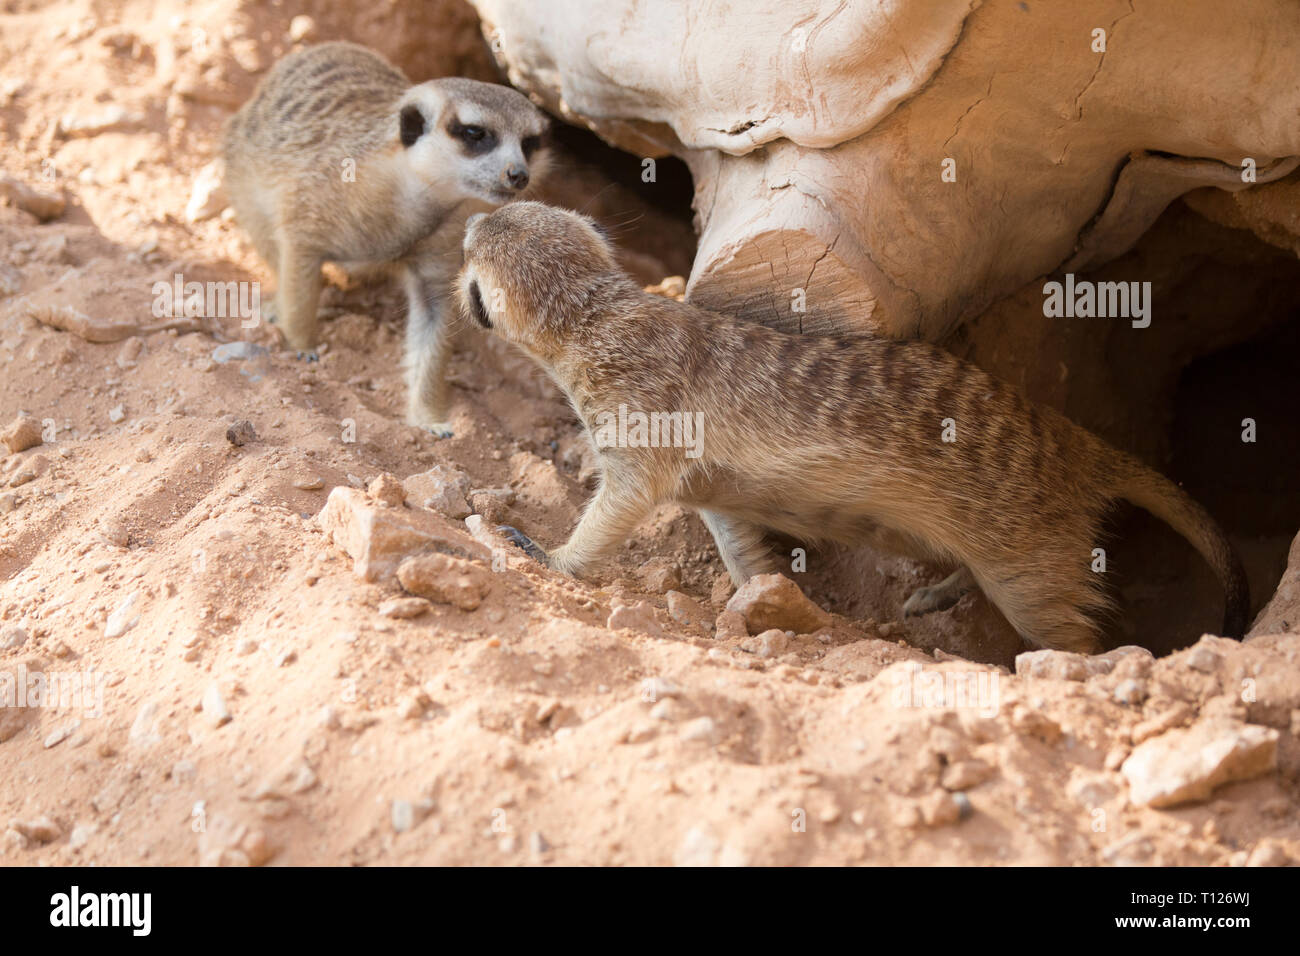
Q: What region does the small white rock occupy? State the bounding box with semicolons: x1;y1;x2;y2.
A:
201;683;231;727
104;591;140;638
680;716;716;743
69;823;98;849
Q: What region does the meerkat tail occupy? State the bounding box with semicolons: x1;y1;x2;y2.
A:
1113;461;1250;638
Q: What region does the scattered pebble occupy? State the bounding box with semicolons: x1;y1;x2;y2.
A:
225;419;257;446
0;175;65;221
201;683;232;727
43;720;79;749
185;160;227;222
0;414;43;454
607;600;662;636
390;798;432;833
1122;719;1279;808
58;104;144;137
680;716;716;743
1113;678;1147;705
740;628;788;658
713;609;747;641
104;591;140;638
378;597;431;619
402;465;471;519
212;341;269;364
9;816;60;844
69;823;97;849
641;676;682;701
1015;649;1112;681
1186;644;1222;673
0;626;27;651
726;573;830;634
368;473;406;507
397;553;490;611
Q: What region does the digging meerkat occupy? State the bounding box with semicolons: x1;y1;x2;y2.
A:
222;41;550;436
455;202;1249;654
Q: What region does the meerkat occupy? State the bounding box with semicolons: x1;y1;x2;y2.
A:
222;41;549;435
455;201;1250;654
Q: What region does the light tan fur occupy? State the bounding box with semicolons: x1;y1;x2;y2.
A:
456;202;1250;654
222;42;549;434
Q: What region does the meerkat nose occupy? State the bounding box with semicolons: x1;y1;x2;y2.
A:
504;164;529;190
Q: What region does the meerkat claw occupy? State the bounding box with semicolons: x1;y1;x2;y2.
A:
496;526;547;564
422;422;454;439
295;349;320;363
903;568;975;618
902;585;950;618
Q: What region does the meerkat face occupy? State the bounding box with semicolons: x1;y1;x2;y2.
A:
397;79;550;206
457;201;621;352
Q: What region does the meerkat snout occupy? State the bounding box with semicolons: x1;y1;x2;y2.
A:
503;163;529;191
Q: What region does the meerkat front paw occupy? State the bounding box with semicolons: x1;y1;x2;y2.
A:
408;414;454;439
295;349;320;363
496;525;548;565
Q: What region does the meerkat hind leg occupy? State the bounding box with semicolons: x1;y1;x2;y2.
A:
699;510;778;586
403;266;455;438
902;566;977;618
973;565;1103;653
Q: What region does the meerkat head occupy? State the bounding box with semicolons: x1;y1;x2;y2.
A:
396;78;550;205
457;201;626;355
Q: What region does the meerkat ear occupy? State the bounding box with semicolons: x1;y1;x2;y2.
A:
399;104;425;147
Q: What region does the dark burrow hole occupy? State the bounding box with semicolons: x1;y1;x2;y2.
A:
548;121;696;219
539;122;697;281
1108;314;1300;656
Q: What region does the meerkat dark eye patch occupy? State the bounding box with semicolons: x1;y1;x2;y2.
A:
521;135;541;159
399;104;425;147
467;280;491;329
448;120;497;155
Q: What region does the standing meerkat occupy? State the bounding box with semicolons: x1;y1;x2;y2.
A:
222;42;550;435
456;202;1250;654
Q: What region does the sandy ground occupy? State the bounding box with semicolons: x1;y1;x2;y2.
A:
1;0;1298;866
